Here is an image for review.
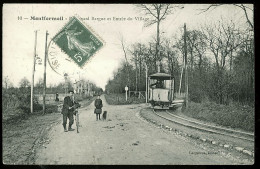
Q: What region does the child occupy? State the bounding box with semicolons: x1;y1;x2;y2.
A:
94;95;103;121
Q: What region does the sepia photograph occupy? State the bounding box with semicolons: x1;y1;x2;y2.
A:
2;3;254;165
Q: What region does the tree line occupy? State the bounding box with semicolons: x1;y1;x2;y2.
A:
105;4;254;105
3;75;102;95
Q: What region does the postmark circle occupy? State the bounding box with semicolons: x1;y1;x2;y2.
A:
47;40;84;78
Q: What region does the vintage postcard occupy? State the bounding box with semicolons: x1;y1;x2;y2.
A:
2;4;254;165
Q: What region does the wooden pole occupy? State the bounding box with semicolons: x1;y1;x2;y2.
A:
135;54;138;92
31;30;37;114
179;62;184;95
125;87;128;101
145;63;148;103
43;31;48;114
148;77;150;103
184;23;189;108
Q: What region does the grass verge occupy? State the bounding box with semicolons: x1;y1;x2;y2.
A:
182;101;254;132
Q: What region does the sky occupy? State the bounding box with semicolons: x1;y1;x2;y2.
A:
2;4;253;90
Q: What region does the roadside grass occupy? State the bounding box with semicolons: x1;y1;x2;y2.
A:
182;101;255;132
2;96;96;164
105;93;145;105
2;109;61;164
3;103;58;125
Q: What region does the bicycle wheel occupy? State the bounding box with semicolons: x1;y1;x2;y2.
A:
76;112;79;133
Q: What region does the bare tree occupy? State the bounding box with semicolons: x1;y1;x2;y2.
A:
197;4;253;30
128;43;147;91
185;30;208;76
118;34;131;87
201;19;243;103
137;43;144;90
129;45;139;91
202;19;242;72
136;4;184;66
161;38;179;76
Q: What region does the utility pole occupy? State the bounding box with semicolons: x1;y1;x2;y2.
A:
31;30;37;114
179;60;184;95
43;31;48;114
64;73;68;95
184;23;189;108
145;63;148;103
135;53;138;92
78;72;81;95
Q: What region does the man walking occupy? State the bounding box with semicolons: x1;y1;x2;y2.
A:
61;90;76;132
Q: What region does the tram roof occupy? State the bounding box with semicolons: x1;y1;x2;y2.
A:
149;73;172;80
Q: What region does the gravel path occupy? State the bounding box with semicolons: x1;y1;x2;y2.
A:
35;95;242;165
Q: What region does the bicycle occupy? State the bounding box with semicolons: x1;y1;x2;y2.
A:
75;109;80;133
73;102;81;133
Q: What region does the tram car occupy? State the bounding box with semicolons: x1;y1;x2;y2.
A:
148;72;174;109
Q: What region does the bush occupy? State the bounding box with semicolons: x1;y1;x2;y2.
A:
2;88;43;121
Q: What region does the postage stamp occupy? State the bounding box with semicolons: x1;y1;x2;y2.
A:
52;16;104;68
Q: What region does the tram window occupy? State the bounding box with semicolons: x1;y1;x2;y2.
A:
150;79;164;88
165;80;171;89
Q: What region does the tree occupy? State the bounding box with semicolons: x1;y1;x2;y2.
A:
202;19;242;72
136;4;184;68
200;18;244;104
19;77;30;88
128;43;149;91
3;76;13;89
105;61;136;94
198;4;253;30
118;34;131;87
231;30;254;103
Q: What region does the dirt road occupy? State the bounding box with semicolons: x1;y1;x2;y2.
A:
34;95;245;165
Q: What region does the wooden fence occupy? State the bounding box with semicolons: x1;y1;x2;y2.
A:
129;91;146;99
35;93;66;102
175;92;186;99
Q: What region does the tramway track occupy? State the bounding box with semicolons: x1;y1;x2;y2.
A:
152;109;254;142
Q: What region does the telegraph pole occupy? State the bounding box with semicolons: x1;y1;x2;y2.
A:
31;30;37;114
43;31;48;114
179;59;184;95
184;23;189;108
145;63;148;103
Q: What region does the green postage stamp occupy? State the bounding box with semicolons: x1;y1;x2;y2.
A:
53;16;104;67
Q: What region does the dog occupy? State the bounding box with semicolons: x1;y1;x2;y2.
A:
102;111;107;121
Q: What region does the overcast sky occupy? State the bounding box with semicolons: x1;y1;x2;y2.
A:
2;4;253;89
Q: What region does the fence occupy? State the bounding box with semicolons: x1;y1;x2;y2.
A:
129;91;146;99
35;93;66;103
35;92;95;104
175;92;186;99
